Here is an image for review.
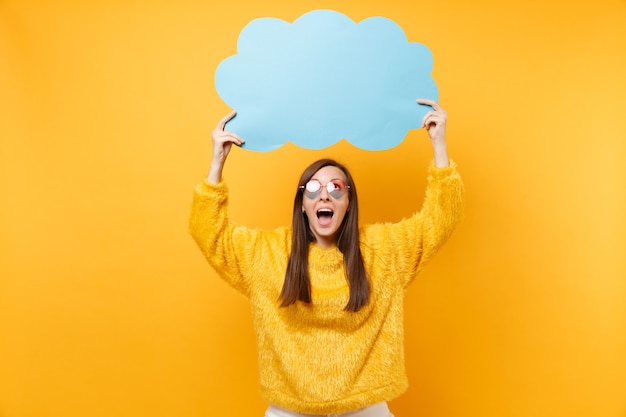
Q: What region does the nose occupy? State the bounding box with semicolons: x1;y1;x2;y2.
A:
319;187;331;200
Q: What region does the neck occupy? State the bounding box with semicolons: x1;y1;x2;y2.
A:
314;237;336;249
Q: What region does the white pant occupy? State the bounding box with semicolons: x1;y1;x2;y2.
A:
265;402;394;417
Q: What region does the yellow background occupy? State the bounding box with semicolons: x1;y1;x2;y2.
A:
1;0;625;416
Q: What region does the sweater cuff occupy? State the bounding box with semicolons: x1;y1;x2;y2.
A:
428;160;458;180
196;178;229;199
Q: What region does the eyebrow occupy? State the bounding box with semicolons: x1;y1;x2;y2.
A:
310;177;345;182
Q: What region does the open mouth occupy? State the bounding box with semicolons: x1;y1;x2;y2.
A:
316;208;334;226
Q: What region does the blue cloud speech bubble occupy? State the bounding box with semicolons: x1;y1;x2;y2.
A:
215;9;437;151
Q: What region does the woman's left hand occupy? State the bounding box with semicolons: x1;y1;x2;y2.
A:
417;98;449;167
417;98;447;145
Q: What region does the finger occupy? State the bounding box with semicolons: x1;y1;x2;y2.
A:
221;132;245;145
213;125;244;143
415;98;446;115
216;110;237;131
416;98;443;112
422;111;436;127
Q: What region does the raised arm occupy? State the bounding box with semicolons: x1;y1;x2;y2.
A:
361;100;462;287
207;110;245;183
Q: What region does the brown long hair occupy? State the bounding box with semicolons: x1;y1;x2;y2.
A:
280;159;370;312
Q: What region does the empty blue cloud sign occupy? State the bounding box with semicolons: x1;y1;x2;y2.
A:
215;9;438;151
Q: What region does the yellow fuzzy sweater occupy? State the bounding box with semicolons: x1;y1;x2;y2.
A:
189;161;464;415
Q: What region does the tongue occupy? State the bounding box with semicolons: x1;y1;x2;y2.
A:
318;215;333;226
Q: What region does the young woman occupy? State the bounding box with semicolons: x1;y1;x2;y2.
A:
189;99;464;417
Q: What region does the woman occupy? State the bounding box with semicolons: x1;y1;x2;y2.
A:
189;99;464;416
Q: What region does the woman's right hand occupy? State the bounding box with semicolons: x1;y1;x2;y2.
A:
208;110;244;183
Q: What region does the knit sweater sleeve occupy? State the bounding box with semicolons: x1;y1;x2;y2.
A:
363;161;464;288
188;179;288;296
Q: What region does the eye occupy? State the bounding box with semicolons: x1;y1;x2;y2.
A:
305;181;322;193
327;182;341;192
330;181;346;192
